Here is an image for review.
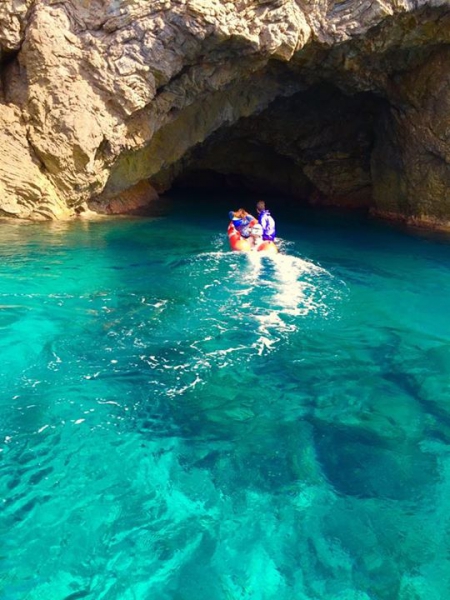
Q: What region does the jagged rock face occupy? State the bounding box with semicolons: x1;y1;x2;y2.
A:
0;0;32;57
372;47;450;226
0;0;450;226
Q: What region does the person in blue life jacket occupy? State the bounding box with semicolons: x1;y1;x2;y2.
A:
228;208;255;238
256;201;276;241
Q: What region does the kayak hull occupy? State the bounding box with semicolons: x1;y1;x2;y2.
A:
227;221;278;254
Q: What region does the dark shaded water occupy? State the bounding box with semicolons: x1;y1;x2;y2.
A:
1;199;450;599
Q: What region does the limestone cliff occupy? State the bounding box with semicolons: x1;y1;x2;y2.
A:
0;0;449;227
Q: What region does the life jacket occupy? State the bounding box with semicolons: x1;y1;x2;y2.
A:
231;215;256;238
258;210;276;241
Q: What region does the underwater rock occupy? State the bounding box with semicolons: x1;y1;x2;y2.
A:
313;424;438;501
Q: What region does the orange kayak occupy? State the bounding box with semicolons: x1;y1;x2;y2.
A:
227;221;278;254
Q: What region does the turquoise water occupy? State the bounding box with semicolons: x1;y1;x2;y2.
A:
1;202;450;600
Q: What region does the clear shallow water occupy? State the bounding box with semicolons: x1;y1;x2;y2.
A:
1;204;450;600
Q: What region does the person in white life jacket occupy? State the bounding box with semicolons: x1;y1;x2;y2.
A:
256;201;276;241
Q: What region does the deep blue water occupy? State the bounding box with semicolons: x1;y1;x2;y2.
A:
1;200;450;600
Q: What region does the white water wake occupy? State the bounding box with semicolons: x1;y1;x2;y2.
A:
232;247;340;356
138;244;342;380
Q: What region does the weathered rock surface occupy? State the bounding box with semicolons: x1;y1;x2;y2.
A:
0;0;33;57
0;0;449;224
0;103;70;219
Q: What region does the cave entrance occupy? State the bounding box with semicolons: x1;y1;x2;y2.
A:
169;83;389;212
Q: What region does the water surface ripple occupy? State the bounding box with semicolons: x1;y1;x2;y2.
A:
1;209;450;600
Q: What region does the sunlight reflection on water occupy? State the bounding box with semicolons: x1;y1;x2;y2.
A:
0;211;450;599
